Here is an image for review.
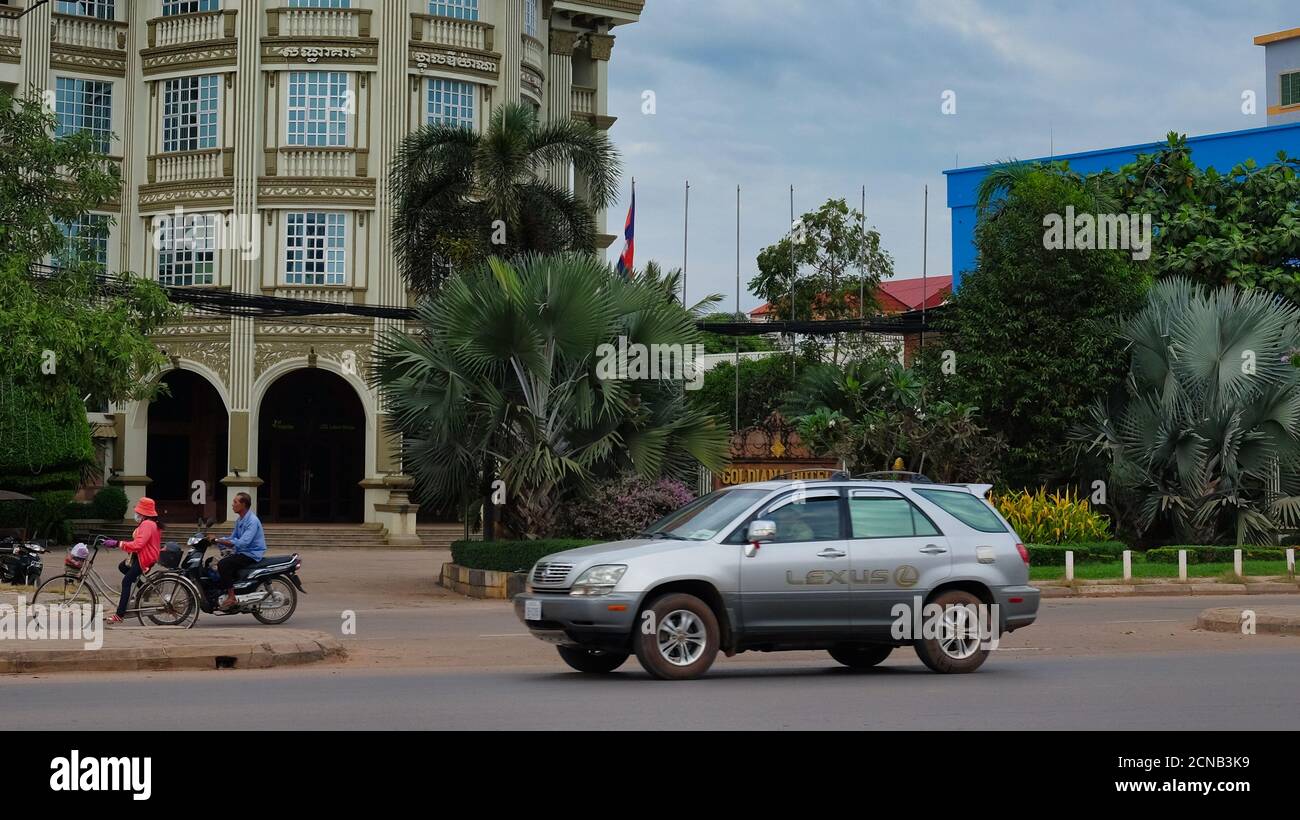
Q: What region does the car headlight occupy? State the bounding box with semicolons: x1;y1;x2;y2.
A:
569;565;627;597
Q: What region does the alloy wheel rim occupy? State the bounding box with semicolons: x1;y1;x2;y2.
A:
937;606;981;660
656;609;706;666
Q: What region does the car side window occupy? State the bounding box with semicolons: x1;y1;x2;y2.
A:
848;495;941;538
763;494;843;543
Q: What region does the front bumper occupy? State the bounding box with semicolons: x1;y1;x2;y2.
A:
994;585;1040;632
513;591;640;651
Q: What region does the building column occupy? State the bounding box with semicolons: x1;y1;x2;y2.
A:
579;32;615;242
221;1;264;523
19;0;50;95
546;27;577;188
500;0;524;104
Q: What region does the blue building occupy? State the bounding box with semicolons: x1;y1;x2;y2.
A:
945;26;1300;289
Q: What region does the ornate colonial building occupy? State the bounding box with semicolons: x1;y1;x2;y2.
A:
1;0;643;540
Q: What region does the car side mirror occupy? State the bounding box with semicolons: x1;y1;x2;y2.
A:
747;520;777;543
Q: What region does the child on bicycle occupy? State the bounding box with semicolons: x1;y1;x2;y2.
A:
101;498;162;625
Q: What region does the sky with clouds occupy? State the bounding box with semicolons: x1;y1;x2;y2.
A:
600;0;1297;312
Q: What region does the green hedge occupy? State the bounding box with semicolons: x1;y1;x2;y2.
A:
451;540;600;573
1024;541;1126;566
66;487;129;522
1145;547;1290;564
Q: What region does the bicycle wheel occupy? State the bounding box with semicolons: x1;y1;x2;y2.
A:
32;574;98;612
134;575;199;629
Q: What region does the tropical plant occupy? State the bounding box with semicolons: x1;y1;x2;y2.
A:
375;254;729;539
1075;278;1300;545
391;102;621;298
992;488;1112;544
791;353;1007;483
934;164;1149;487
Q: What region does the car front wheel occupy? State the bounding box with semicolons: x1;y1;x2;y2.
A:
633;593;720;680
556;646;629;674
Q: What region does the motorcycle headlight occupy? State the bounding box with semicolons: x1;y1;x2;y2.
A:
569;565;627;597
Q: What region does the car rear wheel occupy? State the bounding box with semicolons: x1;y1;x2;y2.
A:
914;589;993;674
828;644;893;670
556;646;629;674
633;593;720;681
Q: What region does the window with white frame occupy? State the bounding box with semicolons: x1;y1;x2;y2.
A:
58;215;110;268
287;0;350;7
162;75;219;153
55;0;115;19
523;0;538;37
431;0;477;19
427;79;475;129
162;0;220;14
285;213;347;286
55;77;113;154
287;71;349;148
157;213;217;286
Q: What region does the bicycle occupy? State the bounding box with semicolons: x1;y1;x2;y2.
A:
31;535;200;628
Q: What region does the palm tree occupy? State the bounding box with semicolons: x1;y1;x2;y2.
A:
390;102;621;299
1075;278;1300;544
375;253;729;539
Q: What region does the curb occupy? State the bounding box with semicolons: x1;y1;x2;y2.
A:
439;563;527;600
0;632;345;675
1040;581;1300;599
1197;607;1300;635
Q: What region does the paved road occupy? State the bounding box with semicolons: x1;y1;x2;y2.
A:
2;569;1298;729
2;649;1297;730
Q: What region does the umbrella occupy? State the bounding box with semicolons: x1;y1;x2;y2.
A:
0;491;35;503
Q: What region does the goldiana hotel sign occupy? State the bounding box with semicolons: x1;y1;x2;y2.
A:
713;412;841;490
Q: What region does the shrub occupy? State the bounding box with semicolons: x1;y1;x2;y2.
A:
1024;542;1125;566
451;540;600;574
993;488;1111;544
554;475;695;542
91;486;128;521
1145;547;1289;565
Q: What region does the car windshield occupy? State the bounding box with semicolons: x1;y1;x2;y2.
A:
639;489;769;542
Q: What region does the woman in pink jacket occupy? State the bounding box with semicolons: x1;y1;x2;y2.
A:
102;498;162;625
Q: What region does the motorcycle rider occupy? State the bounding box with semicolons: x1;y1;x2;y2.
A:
214;492;266;611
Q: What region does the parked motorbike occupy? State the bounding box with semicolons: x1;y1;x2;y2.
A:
0;536;44;587
159;518;305;625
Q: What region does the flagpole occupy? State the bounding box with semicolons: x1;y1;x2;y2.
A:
682;180;690;306
735;184;741;432
859;184;866;320
790;185;796;382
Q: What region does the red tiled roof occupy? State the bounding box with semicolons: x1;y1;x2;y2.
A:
747;276;952;319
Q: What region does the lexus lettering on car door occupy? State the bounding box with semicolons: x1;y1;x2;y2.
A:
845;489;952;634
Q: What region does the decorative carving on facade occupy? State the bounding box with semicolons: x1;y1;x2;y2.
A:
256;180;377;206
411;47;499;76
254;340;374;383
159;339;233;387
50;46;126;77
549;29;578;57
141;44;238;76
587;33;615;61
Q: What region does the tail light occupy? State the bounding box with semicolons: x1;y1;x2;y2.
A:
1015;543;1030;565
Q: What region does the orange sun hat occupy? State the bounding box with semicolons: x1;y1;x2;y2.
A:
134;498;158;518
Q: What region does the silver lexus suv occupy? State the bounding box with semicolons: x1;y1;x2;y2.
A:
513;477;1039;680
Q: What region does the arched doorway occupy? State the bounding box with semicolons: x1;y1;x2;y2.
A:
146;370;228;524
257;369;365;523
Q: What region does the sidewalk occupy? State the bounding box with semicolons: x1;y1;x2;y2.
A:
1038;577;1300;598
0;622;344;674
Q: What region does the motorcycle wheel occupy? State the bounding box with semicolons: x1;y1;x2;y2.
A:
252;577;297;625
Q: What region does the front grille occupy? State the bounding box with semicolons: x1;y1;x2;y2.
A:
532;562;574;586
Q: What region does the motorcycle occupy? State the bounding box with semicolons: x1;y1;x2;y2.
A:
0;536;44;587
159;518;306;625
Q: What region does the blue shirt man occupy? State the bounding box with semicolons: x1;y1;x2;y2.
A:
220;494;266;560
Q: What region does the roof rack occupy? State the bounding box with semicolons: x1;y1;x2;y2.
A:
853;471;936;484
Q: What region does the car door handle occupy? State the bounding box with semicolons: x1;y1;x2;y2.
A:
817;549;847;559
919;545;948;555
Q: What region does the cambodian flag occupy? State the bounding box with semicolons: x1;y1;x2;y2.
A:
616;188;635;279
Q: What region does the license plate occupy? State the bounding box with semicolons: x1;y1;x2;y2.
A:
524;599;542;621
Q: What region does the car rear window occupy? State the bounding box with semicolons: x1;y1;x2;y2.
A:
914;489;1007;533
